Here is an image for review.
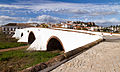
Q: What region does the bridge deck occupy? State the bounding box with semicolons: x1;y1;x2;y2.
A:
51;28;96;35
51;36;120;72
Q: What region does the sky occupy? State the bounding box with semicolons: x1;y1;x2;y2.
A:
0;0;120;27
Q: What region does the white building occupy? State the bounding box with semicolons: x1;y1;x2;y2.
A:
1;23;35;34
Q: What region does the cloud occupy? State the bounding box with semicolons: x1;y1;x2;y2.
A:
0;16;28;21
70;9;89;14
94;18;120;24
24;3;120;15
0;16;17;20
0;16;16;25
0;15;66;26
0;4;27;9
90;11;118;16
28;15;66;23
0;16;28;25
57;9;89;14
0;2;120;16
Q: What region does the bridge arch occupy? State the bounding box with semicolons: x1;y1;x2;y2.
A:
46;36;64;51
28;31;36;44
21;33;23;37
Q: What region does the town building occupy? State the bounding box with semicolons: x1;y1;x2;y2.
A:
61;21;100;31
1;23;36;34
61;24;73;29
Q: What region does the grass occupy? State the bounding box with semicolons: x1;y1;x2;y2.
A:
0;31;62;71
0;42;26;49
0;48;60;72
0;31;27;49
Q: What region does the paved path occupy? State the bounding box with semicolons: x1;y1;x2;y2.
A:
0;46;29;52
51;36;120;72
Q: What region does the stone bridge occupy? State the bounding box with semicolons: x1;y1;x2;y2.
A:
13;28;118;53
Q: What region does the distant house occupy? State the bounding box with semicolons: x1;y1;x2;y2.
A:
1;23;35;34
88;26;99;31
61;24;67;28
61;24;73;29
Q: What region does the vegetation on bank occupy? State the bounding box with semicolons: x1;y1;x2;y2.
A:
0;42;26;49
0;48;60;71
0;32;27;49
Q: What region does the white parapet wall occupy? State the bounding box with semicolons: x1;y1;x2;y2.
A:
13;28;103;53
53;28;120;36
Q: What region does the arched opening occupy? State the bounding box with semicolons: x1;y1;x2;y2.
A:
28;32;36;44
47;37;64;51
21;33;23;37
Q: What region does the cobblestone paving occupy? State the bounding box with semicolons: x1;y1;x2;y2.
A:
51;36;120;72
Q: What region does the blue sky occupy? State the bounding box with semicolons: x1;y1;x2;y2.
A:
0;0;120;26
